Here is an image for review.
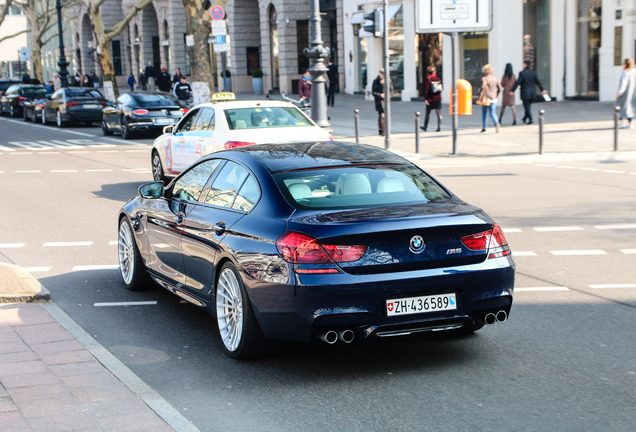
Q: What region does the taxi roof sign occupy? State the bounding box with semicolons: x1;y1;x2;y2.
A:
212;92;235;102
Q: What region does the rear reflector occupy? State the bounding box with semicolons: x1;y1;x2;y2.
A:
179;108;189;114
133;109;149;115
224;141;255;149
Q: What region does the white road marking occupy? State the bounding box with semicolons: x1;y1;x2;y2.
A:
555;165;576;169
94;301;157;307
579;167;600;171
123;168;151;172
15;170;41;173
51;169;78;173
0;243;25;248
594;224;636;230
0;145;15;152
620;249;636;254
43;241;93;247
72;264;119;271
512;251;537;256
550;250;607;256
516;287;569;292
503;228;522;233
109;241;118;245
86;169;114;172
589;284;636;289
534;226;583;232
26;267;52;272
602;169;625;174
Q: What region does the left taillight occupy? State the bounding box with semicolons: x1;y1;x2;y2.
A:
66;101;80;107
224;141;255;149
17;96;28;102
276;232;367;273
460;224;511;259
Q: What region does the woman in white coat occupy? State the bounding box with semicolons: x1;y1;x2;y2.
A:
616;58;636;129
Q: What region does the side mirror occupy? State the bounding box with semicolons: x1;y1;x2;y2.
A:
163;125;174;134
138;181;164;199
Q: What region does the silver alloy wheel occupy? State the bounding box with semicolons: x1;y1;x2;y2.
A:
56;110;63;127
118;220;135;285
216;267;244;352
152;152;163;182
9;105;14;117
41;109;46;124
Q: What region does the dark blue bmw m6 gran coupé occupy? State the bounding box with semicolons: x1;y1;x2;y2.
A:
118;141;515;358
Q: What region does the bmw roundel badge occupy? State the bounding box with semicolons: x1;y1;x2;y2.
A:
409;235;425;253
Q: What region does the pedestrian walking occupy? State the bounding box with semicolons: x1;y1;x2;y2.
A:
145;61;156;92
421;66;442;132
479;64;502;133
511;60;547;124
127;73;137;92
615;58;636;129
371;68;393;136
81;75;94;88
158;67;172;92
327;60;338;107
298;70;312;102
499;63;517;125
140;70;147;91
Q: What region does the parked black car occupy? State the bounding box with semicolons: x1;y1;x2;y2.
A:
101;92;185;139
0;79;21;97
23;92;53;122
41;87;108;127
0;84;48;117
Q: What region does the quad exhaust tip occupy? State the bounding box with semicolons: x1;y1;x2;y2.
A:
320;330;338;344
339;329;355;344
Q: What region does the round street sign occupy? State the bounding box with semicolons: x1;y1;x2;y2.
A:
210;6;225;20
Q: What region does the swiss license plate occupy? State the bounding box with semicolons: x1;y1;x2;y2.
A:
83;104;101;109
386;293;456;317
154;118;175;125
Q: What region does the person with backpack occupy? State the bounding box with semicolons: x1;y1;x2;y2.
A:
421;66;442;132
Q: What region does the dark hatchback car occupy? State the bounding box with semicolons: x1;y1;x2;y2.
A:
101;92;185;139
118;142;515;358
0;84;48;117
41;87;108;127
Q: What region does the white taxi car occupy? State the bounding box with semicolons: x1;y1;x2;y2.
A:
150;93;331;182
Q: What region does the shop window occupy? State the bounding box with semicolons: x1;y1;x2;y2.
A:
523;0;551;95
462;32;488;94
388;5;404;94
297;20;309;74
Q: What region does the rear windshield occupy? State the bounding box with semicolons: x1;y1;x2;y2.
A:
274;165;452;210
134;94;177;107
66;89;103;98
224;106;313;130
20;87;48;97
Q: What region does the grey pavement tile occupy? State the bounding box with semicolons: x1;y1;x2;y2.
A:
1;371;62;389
26;410;98;432
49;361;103;377
0;397;17;413
0;350;39;364
0;340;29;355
15;397;82;419
14;322;75;345
0;304;55;326
0;360;48;378
40;349;96;366
0;383;7;398
30;339;85;356
0;329;22;344
94;410;174;432
0;410;33;432
6;383;74;404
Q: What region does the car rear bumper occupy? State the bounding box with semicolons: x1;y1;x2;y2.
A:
247;258;515;343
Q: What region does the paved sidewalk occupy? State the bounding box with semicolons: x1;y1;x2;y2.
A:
0;263;198;432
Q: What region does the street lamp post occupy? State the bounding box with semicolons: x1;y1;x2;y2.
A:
304;0;330;129
56;0;69;88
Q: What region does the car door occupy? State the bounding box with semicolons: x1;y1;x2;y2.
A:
45;89;63;118
164;107;202;175
144;159;221;288
180;160;260;299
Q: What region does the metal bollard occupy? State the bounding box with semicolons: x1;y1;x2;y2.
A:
354;109;360;144
538;109;545;155
415;112;420;153
614;106;620;151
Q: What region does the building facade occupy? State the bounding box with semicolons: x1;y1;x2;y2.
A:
343;0;636;102
0;4;28;78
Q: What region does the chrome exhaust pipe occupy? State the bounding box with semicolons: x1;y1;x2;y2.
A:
338;329;355;344
484;313;496;325
320;330;338;345
496;310;508;323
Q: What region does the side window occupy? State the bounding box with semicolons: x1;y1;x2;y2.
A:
176;108;199;133
172;159;221;203
204;162;249;208
232;174;260;212
193;108;215;131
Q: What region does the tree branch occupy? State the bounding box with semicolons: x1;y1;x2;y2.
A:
104;0;154;42
0;28;30;45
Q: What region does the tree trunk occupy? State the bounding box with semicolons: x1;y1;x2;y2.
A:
99;41;118;96
183;1;214;90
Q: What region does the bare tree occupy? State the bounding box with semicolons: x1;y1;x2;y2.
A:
80;0;153;97
182;0;215;92
0;0;29;44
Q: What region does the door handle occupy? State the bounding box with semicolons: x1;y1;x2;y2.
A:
213;221;226;235
175;213;184;224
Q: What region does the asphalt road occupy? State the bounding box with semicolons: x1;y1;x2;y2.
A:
1;115;635;431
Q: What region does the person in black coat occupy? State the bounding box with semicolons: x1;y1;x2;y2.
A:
511;60;547;124
326;60;338;107
371;69;393;136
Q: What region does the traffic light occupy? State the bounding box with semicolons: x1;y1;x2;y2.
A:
363;8;382;38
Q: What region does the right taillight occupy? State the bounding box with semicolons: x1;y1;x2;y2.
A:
276;232;367;273
224;141;255;149
461;224;510;259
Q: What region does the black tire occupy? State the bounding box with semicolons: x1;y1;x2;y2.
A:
121;117;134;139
117;217;149;290
215;262;271;359
56;110;65;127
102;116;113;135
151;150;166;183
